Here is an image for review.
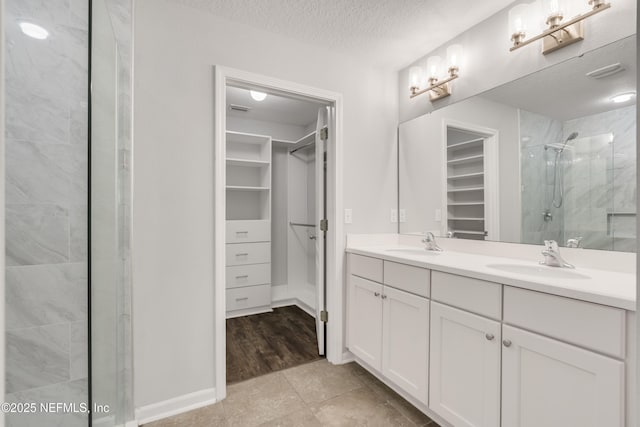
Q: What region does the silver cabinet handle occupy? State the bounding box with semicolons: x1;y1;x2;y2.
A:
503;339;512;347
235;275;249;279
235;297;249;301
236;253;248;257
236;231;248;235
485;333;495;341
374;292;380;297
381;294;388;299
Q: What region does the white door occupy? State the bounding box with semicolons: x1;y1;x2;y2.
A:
502;325;624;427
429;302;501;427
382;286;429;403
314;106;329;355
347;275;383;370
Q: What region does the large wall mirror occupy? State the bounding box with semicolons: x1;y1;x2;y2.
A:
399;35;636;252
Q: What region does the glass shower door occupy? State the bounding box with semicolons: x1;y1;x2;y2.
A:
90;0;123;424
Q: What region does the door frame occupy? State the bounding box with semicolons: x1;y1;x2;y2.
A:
213;66;344;401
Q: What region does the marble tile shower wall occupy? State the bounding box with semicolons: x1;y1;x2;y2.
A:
4;0;89;426
563;105;636;252
520;106;636;252
520;110;564;245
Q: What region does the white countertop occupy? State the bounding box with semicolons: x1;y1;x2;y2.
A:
347;244;636;311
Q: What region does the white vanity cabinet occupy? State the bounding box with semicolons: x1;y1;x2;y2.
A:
347;254;430;403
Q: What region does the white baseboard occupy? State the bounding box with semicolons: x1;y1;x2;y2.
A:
135;388;217;425
271;298;315;318
92;416;115;427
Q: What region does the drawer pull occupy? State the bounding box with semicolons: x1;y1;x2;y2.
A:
236;297;249;301
485;333;495;341
236;253;249;257
374;292;380;297
236;231;248;235
502;339;512;348
235;275;249;279
381;294;388;299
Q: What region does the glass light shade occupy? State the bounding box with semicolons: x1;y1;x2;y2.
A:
446;44;463;68
543;0;564;17
408;66;423;89
426;56;443;79
508;3;530;36
563;0;583;18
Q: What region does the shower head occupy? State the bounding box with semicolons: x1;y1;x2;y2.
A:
557;132;579;153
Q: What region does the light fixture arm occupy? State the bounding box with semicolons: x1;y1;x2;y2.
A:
510;3;611;52
410;73;459;99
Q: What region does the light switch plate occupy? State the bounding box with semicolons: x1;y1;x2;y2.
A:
344;208;353;224
399;209;406;223
390;209;398;223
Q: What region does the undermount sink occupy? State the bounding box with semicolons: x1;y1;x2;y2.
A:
385;248;441;256
486;263;590;279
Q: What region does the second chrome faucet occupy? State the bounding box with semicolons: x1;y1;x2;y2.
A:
540;240;574;269
422;232;443;252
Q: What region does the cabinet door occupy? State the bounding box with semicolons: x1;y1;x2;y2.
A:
382;286;429;403
502;325;624;427
429;302;501;427
347;275;383;370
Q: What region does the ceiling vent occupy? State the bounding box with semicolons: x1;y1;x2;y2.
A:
229;104;251;112
586;63;625;79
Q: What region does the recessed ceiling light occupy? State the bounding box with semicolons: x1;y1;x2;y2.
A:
19;22;49;40
610;92;636;103
250;90;267;102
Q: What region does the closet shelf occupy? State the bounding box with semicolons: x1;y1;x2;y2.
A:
226;130;271;145
447;154;484;165
226;185;270;191
448;172;484;180
447;202;484;206
448;217;485;221
447;186;484;193
226;158;270;167
447;138;484;151
451;230;486;235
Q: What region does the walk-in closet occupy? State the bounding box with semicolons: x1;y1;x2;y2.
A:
224;85;328;384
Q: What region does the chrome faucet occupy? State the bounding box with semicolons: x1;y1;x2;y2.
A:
566;237;583;248
540;240;574;268
422;232;443;252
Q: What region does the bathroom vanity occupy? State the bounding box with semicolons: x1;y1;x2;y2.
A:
345;235;635;427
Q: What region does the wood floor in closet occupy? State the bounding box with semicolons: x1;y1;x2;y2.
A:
226;305;323;384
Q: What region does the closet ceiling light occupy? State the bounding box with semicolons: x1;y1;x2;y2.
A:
19;22;49;40
250;90;268;102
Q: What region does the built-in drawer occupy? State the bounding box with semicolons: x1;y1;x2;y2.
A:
226;264;271;289
226;284;271;312
503;286;626;358
431;271;502;320
226;242;271;266
383;261;430;298
350;254;383;283
226;220;270;243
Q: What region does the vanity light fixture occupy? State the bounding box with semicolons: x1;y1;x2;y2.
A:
409;44;463;102
509;0;611;55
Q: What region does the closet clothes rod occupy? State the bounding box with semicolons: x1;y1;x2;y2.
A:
290;222;316;228
289;140;315;155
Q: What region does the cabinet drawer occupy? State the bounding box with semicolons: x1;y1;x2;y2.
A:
431;271;502;320
226;242;271;266
226;284;271;312
350;254;383;283
226;220;270;243
226;264;271;289
383;261;430;298
503;286;626;358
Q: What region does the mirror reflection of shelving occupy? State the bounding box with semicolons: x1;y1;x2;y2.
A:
226;131;272;220
446;127;486;240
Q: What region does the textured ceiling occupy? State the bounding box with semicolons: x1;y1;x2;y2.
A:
173;0;514;69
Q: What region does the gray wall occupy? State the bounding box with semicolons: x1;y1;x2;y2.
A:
4;0;89;426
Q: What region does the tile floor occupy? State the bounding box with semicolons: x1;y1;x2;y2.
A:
143;360;439;427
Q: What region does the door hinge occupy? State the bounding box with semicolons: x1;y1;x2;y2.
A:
320;219;328;231
320;310;328;323
320;126;329;141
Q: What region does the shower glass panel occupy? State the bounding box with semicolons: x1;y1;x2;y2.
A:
91;0;125;424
